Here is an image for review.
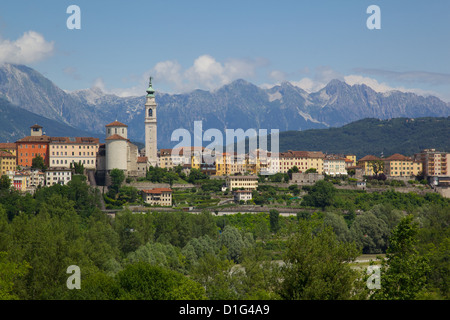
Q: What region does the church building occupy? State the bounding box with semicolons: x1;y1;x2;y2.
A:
96;77;159;185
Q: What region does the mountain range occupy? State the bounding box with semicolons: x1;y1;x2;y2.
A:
0;63;449;148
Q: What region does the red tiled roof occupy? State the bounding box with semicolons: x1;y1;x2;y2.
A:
50;137;99;144
105;120;128;127
0;143;16;149
105;134;128;141
137;156;148;163
384;153;411;161
358;155;381;162
16;135;51;143
142;188;172;194
281;150;325;159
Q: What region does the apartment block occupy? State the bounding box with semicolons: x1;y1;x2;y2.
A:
414;149;449;177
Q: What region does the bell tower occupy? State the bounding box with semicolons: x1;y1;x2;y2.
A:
145;77;158;167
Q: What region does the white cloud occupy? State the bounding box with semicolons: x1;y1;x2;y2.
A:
343;74;441;98
151;54;267;93
0;31;54;64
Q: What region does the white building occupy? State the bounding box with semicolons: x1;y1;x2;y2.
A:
323;155;347;176
233;190;253;203
45;167;72;186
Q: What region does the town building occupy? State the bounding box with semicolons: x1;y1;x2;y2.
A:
0;143;17;157
0;150;16;176
16;125;50;168
137;156;148;177
142;188;173;206
357;155;382;176
49;137;99;169
233;190;253;203
9;171;28;192
383;153;422;177
279;150;325;174
414;149;449;177
225;175;258;191
323;154;347;176
45;167;72;186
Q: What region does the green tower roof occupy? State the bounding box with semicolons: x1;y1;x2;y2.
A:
146;76;155;97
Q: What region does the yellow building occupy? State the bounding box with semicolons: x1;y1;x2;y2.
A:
0;143;17;157
279;150;325;174
7;171;27;192
383;153;422;177
142;188;173;206
345;154;356;167
225;175;258;191
357;155;382;176
0;150;16;176
160;147;204;169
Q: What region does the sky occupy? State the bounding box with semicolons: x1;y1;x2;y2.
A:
0;0;449;101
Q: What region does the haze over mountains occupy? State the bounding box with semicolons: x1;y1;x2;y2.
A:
0;63;449;148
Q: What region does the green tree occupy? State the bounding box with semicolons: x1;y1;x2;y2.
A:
305;168;317;173
350;212;390;254
0;175;11;190
370;160;385;177
116;262;206;300
218;225;253;263
31;155;46;171
279;220;361;299
0;252;31;300
371;215;430;300
73;161;85;175
269;209;280;233
109;169;125;194
302;180;336;209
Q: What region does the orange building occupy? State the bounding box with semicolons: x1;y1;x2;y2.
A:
15;125;50;168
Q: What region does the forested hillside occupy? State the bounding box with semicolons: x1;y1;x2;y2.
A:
0;174;448;301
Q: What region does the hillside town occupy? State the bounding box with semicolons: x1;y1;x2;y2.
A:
1;80;449;208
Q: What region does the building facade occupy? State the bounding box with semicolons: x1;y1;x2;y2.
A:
279;150;325;174
233;190;253;203
383;153;422;177
414;149;449;177
49;137;99;169
225;175;258;191
142;188;173;206
45;167;72;186
323;155;347;176
0;150;16;176
16;125;50;168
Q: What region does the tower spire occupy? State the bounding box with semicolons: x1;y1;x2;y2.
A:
146;76;155;97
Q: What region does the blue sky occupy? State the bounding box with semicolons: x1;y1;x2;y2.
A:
1;0;449;100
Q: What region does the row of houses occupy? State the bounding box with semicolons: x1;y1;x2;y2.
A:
4;167;72;192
